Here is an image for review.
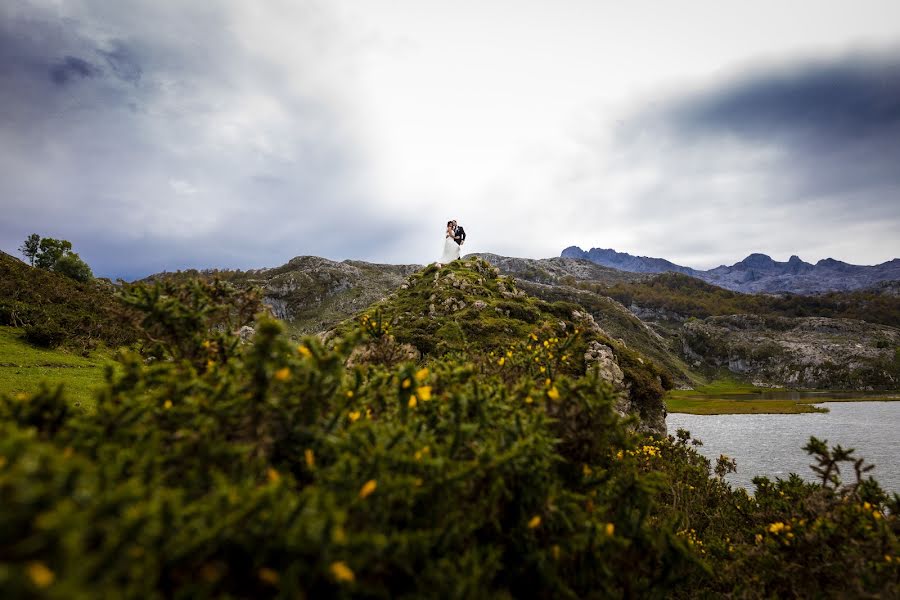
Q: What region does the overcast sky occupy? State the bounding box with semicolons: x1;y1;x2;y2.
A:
2;0;899;279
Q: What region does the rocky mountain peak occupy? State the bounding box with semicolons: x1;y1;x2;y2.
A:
735;253;775;269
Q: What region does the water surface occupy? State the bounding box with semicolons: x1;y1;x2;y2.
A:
667;402;900;493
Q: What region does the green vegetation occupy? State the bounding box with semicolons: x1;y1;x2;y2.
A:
596;272;900;328
666;378;900;414
514;277;702;386
19;234;95;283
0;327;112;410
0;251;137;351
330;258;673;432
1;266;898;597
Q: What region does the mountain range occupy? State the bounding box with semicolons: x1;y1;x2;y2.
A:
128;250;900;393
561;246;900;294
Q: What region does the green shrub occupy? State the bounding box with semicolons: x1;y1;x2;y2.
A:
52;253;94;283
22;322;68;349
1;274;897;598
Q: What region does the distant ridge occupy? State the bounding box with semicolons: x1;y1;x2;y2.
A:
561;246;900;294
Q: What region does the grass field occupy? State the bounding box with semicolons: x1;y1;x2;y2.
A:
666;378;900;415
0;326;113;410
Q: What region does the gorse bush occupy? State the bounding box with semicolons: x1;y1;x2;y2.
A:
1;271;898;598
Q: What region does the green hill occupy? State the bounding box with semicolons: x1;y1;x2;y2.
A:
0;251;138;351
330;257;673;434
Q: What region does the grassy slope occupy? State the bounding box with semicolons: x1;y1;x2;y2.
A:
0;326;112;410
666;377;900;415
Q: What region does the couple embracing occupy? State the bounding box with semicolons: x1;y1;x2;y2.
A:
438;220;466;264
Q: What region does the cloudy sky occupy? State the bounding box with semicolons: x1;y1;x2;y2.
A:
2;0;899;279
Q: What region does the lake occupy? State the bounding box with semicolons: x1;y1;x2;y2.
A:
667;401;900;493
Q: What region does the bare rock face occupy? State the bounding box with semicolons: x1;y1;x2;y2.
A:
584;341;625;390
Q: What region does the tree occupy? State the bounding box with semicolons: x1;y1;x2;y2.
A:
35;237;73;270
53;252;94;283
18;233;40;266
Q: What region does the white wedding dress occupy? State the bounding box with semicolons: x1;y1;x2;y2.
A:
439;235;460;263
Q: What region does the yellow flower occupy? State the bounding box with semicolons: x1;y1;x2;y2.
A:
163;400;173;410
543;340;549;348
498;357;505;366
863;501;872;510
401;378;412;389
506;350;513;357
525;396;533;404
873;511;883;520
258;568;279;585
274;367;290;381
26;562;54;588
297;345;312;358
267;468;280;483
330;561;355;583
528;515;542;529
346;390;354;398
755;533;763;544
530;333;538;341
615;450;624;460
359;479;377;499
415;367;430;382
545;378;551;387
417;386;432;401
582;464;593;476
304;448;315;469
201;339;212;349
539;366;546;373
206;359;215;370
408;396;417;408
348;410;361;423
767;522;786;534
547;386;560;401
605;523;615;537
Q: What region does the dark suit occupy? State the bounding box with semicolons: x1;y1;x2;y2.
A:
453;225;466;246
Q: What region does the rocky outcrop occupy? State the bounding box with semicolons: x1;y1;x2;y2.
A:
473;253;647;286
682;314;900;389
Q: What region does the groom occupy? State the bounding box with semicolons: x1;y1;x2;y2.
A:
451;220;466;247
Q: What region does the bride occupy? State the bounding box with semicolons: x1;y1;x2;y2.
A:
438;220;461;264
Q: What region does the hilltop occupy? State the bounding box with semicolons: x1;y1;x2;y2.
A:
328;257;672;434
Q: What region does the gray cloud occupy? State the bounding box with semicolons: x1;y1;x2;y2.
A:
565;51;900;267
0;0;405;279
